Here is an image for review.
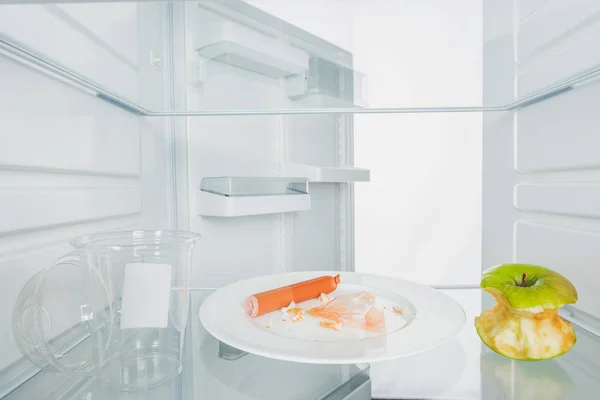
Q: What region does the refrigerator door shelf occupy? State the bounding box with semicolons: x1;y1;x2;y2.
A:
199;177;309;197
197;190;310;217
194;19;309;79
198;177;310;217
284;164;370;183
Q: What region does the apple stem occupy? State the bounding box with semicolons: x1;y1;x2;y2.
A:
520;273;527;287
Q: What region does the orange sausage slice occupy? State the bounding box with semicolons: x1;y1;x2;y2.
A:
244;274;341;318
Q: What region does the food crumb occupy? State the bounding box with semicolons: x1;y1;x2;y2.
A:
282;318;287;322
286;307;305;322
281;301;297;315
292;314;305;322
358;292;376;302
266;325;271;329
318;293;331;303
393;306;404;315
319;320;342;331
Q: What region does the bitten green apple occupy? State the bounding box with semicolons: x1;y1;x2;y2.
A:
474;263;578;361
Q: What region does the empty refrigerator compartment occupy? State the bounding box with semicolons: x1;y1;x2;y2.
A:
194;16;309;79
197;177;310;217
284;164;370;183
1;1;598;114
286;57;367;107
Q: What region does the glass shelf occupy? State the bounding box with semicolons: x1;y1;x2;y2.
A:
369;288;600;400
2;289;369;400
2;0;600;116
3;287;599;399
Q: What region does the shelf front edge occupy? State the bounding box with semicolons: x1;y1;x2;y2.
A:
196;191;311;217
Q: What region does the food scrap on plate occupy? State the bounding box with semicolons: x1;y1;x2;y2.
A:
309;291;386;335
319;320;342;331
281;301;305;322
318;293;331;303
393;305;404;315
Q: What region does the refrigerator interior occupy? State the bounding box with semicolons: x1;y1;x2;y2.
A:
1;0;600;398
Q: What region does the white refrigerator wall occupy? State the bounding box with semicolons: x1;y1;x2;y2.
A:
0;3;170;371
484;0;600;320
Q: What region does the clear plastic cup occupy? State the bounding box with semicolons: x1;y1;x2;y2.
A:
12;230;200;392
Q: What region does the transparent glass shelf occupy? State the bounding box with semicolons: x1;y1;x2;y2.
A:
3;288;600;399
2;289;369;400
2;0;600;116
369;288;600;400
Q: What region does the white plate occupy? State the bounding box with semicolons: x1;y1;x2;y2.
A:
199;271;466;364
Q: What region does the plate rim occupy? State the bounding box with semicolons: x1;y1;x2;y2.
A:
198;271;467;364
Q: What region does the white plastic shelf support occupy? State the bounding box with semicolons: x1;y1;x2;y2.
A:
284;164;370;183
197;177;311;217
286;57;368;108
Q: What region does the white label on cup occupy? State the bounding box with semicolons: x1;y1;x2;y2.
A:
120;263;172;329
